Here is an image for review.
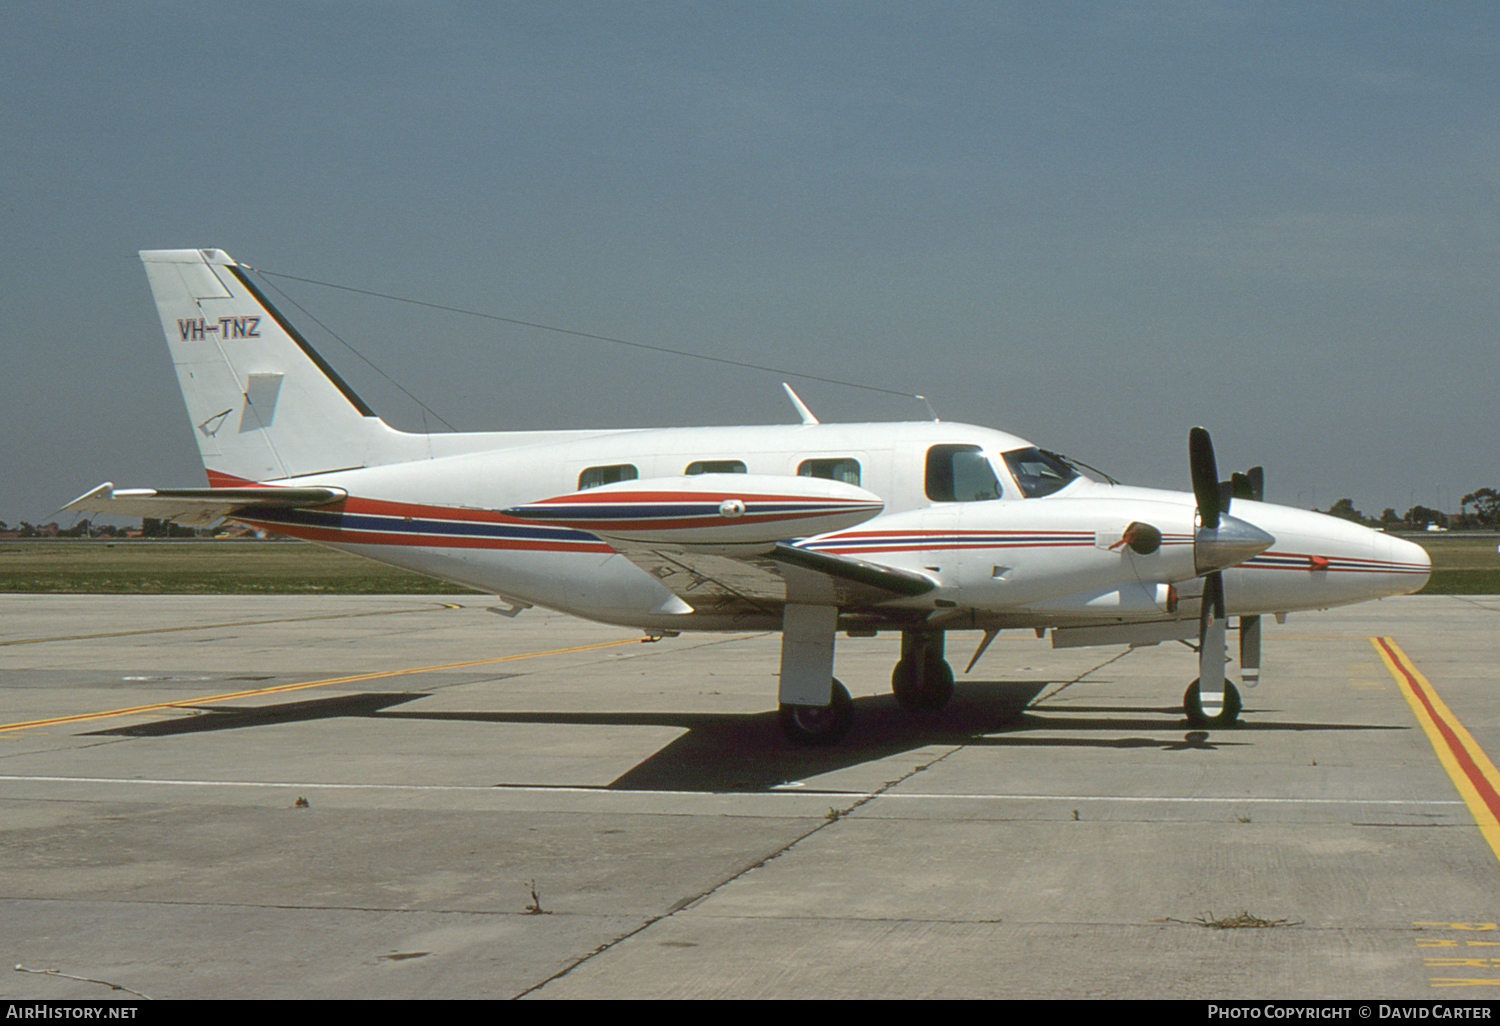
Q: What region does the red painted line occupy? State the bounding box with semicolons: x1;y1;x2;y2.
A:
236;520;614;553
1376;636;1500;828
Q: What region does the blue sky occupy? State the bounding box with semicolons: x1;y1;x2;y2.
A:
3;1;1496;524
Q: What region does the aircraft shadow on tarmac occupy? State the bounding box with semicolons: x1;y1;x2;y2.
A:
87;681;1408;793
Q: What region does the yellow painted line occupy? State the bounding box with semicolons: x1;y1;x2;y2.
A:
0;638;640;734
0;603;455;647
1373;636;1500;864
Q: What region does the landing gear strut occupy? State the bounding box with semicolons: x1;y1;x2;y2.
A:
891;631;954;712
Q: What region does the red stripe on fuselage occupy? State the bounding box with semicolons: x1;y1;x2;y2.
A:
235;518;614;552
207;473;615;552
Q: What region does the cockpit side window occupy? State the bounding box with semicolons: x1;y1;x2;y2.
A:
926;444;1002;502
1002;447;1080;498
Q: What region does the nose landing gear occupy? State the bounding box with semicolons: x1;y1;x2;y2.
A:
1183;678;1242;728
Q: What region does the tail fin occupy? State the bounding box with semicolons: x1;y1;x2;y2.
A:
140;248;386;484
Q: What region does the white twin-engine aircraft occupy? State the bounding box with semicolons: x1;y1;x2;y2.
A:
68;249;1430;745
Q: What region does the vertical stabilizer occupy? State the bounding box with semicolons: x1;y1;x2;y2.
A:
140;249;385;483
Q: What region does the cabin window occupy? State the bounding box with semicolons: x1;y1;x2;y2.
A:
578;464;639;490
797;458;861;486
685;460;747;475
926;444;1002;502
1001;447;1079;498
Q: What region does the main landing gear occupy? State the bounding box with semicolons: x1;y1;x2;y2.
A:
777;603;853;746
891;631;954;712
778;678;853;746
776;605;958;746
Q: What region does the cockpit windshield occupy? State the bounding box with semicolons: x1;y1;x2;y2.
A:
1002;447;1083;498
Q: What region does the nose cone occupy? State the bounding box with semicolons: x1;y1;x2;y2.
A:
1385;533;1431;595
1228;502;1432;612
1196;514;1276;574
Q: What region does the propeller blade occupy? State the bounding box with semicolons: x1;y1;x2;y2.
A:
1191;430;1273;575
1247;466;1265;502
1189;427;1224;530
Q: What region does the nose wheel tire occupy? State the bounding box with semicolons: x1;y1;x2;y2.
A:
1184;679;1242;728
779;678;854;746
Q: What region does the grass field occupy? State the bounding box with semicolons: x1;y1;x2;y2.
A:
1408;533;1500;594
0;534;1495;594
0;540;483;594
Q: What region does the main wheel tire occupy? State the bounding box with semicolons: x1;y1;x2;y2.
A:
779;678;854;746
891;654;955;712
1184;679;1243;728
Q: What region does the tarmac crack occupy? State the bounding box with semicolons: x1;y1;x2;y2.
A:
1029;648;1136;706
511;744;961;999
14;963;153;1000
1447;595;1500;614
0;893;660;919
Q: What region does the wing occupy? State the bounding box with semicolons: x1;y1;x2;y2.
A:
64;482;347;527
503;474;934;616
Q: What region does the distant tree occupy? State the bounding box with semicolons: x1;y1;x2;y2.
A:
140;518;198;538
1379;508;1402;526
1405;505;1448;529
1461;488;1500;528
1323;498;1374;526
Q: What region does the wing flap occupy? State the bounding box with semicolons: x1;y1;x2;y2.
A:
607;538;936;616
768;542;936;599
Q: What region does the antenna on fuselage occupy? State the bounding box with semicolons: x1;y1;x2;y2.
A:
255;265;935;409
917;395;940;422
781;383;820;425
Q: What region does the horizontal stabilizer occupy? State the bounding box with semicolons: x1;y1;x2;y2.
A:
64;482;347;527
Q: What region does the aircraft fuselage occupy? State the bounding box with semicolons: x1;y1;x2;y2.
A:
220;420;1428;635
